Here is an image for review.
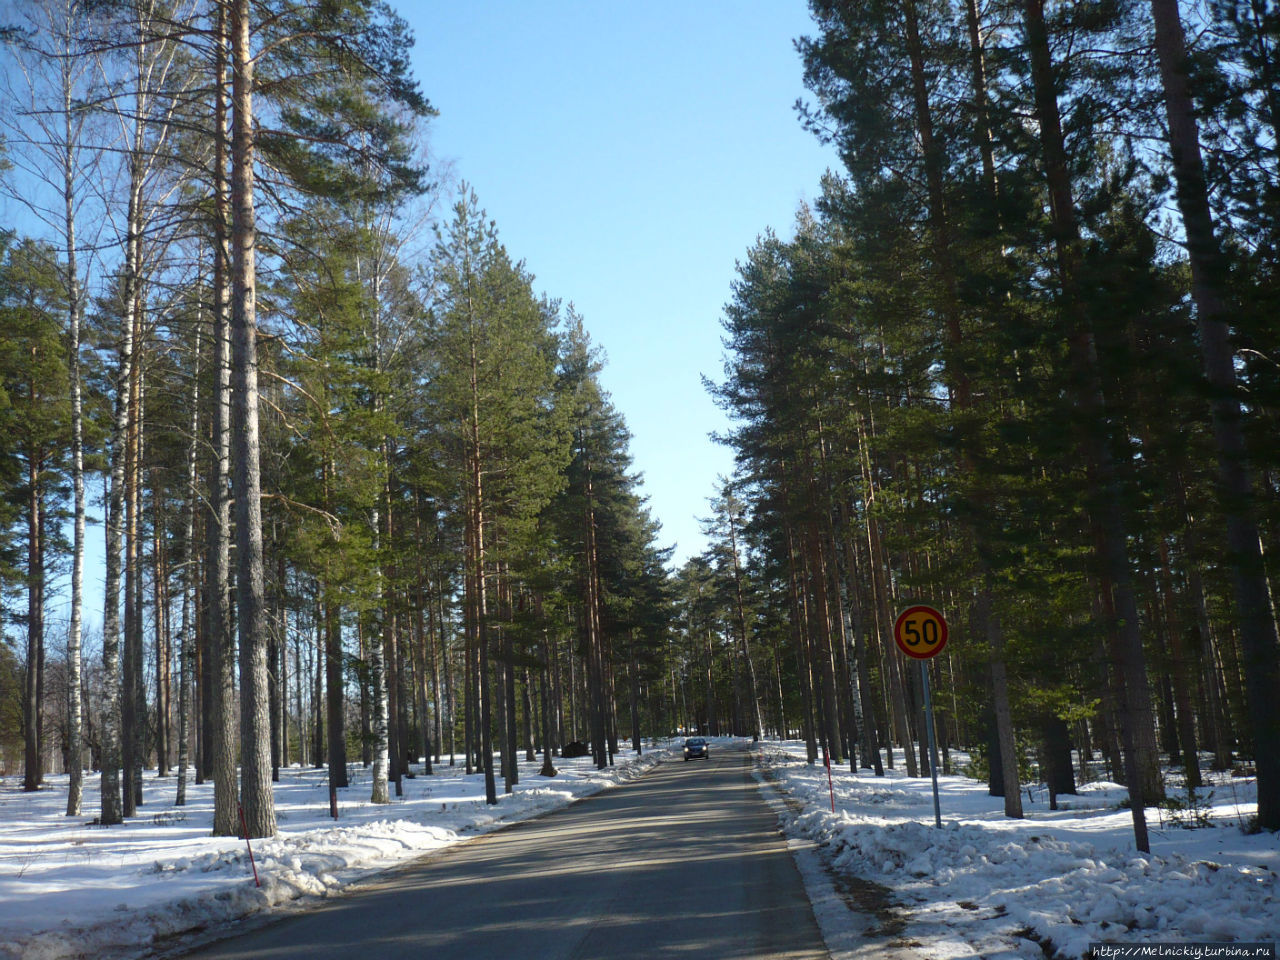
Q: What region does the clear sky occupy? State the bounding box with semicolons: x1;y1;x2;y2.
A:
406;3;839;566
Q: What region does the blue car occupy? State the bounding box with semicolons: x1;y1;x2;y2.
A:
683;737;708;760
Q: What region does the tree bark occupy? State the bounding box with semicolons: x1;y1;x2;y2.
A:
99;312;132;826
121;126;146;819
23;458;45;792
154;496;171;777
468;323;497;803
978;585;1023;816
868;514;918;777
209;5;238;837
325;593;347;787
1149;0;1280;829
1023;0;1154;851
727;503;764;740
503;617;519;791
369;607;390;803
540;628;558;777
228;0;275;838
177;343;199;806
61;1;86;814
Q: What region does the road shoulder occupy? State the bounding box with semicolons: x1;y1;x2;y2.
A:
752;748;930;960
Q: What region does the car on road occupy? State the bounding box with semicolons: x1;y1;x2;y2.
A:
683;737;708;761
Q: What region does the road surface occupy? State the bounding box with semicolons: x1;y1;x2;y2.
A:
176;742;829;959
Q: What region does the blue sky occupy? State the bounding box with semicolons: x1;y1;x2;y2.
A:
32;2;838;638
407;3;839;565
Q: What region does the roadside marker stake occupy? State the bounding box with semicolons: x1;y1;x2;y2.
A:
824;749;835;813
238;803;261;888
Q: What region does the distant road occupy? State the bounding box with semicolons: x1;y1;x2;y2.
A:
176;741;829;960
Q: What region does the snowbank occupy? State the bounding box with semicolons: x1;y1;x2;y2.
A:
757;743;1279;960
0;744;672;960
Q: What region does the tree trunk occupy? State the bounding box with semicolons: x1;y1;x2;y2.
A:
728;508;764;740
177;343;199;806
963;0;1002;230
442;580;455;766
869;516;918;777
1023;0;1154;850
154;499;171;777
207;5;239;838
1041;712;1076;808
369;510;390;803
464;575;476;776
99;306;133;826
325;595;347;787
584;482;610;768
62;20;86;815
313;597;326;768
417;556;434;770
122;159;145;819
979;585;1023;816
23;463;44;791
474;502;497;804
1149;0;1280;829
504;623;519;790
787;527;819;763
540;631;558;777
626;651;641;755
228;0;276;840
368;612;390;804
833;522;867;770
804;521;844;765
269;538;285;780
1157;538;1202;787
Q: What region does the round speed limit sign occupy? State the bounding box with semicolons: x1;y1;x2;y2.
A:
894;605;948;659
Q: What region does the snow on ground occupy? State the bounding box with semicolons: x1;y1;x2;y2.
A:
4;740;1276;960
0;744;674;960
756;741;1280;960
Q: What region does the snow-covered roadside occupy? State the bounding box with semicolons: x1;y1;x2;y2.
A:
0;744;674;960
755;741;1279;960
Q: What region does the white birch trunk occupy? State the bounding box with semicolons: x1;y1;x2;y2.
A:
59;0;86;818
176;333;200;806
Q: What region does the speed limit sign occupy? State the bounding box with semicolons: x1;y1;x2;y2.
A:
894;605;948;659
895;604;949;828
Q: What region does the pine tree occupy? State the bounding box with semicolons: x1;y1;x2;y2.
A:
220;0;430;837
1148;0;1280;830
0;237;71;793
426;189;568;800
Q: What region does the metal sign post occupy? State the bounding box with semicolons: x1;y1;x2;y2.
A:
894;605;948;829
920;661;942;829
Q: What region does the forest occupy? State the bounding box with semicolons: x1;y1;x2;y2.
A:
710;0;1280;850
1;0;1278;855
0;0;696;841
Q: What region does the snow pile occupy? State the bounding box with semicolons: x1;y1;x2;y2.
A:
6;740;1275;960
0;743;674;960
758;743;1279;960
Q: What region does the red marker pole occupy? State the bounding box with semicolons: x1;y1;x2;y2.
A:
238;803;261;888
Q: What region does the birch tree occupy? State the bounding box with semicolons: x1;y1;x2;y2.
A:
0;0;105;815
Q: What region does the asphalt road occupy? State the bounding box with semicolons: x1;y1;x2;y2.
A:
176;741;829;960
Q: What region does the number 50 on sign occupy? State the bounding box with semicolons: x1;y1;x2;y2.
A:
894;605;948;659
